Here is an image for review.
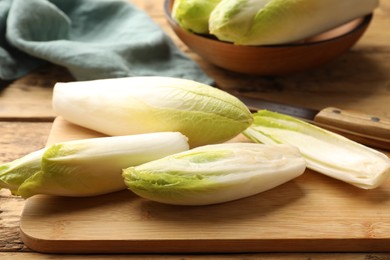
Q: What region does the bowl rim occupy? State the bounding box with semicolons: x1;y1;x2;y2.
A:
164;0;372;49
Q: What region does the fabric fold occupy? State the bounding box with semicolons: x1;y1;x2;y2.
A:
0;0;213;84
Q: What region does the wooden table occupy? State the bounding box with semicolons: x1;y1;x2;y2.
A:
1;0;390;258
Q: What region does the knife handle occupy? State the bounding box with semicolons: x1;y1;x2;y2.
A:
313;107;390;150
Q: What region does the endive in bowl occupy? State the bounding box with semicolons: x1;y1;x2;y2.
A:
165;0;375;75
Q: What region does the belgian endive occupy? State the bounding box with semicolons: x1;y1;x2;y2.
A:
52;77;253;147
123;143;306;205
244;110;390;189
209;0;378;45
0;132;189;198
172;0;222;34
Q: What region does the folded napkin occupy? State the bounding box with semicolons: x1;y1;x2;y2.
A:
0;0;213;84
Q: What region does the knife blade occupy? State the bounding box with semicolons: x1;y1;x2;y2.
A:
236;95;390;150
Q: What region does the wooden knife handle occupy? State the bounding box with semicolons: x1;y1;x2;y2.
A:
314;107;390;150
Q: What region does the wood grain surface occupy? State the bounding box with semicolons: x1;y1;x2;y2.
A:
1;0;390;121
18;118;390;254
1;0;390;258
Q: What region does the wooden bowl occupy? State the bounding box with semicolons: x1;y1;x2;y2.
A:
164;0;372;76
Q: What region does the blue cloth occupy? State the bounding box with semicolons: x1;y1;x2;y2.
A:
0;0;213;84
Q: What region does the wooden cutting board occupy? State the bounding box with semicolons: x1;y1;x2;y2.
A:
20;117;390;253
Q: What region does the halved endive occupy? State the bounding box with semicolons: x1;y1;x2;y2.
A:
52;76;253;147
244;110;390;189
172;0;222;34
209;0;378;45
123;143;306;205
0;132;189;198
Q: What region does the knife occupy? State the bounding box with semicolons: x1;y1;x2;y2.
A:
236;95;390;150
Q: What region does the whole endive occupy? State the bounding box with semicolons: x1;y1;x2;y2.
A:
0;132;189;198
172;0;222;34
123;143;306;205
52;76;253;147
209;0;378;45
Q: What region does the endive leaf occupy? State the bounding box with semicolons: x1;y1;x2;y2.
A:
0;148;46;194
